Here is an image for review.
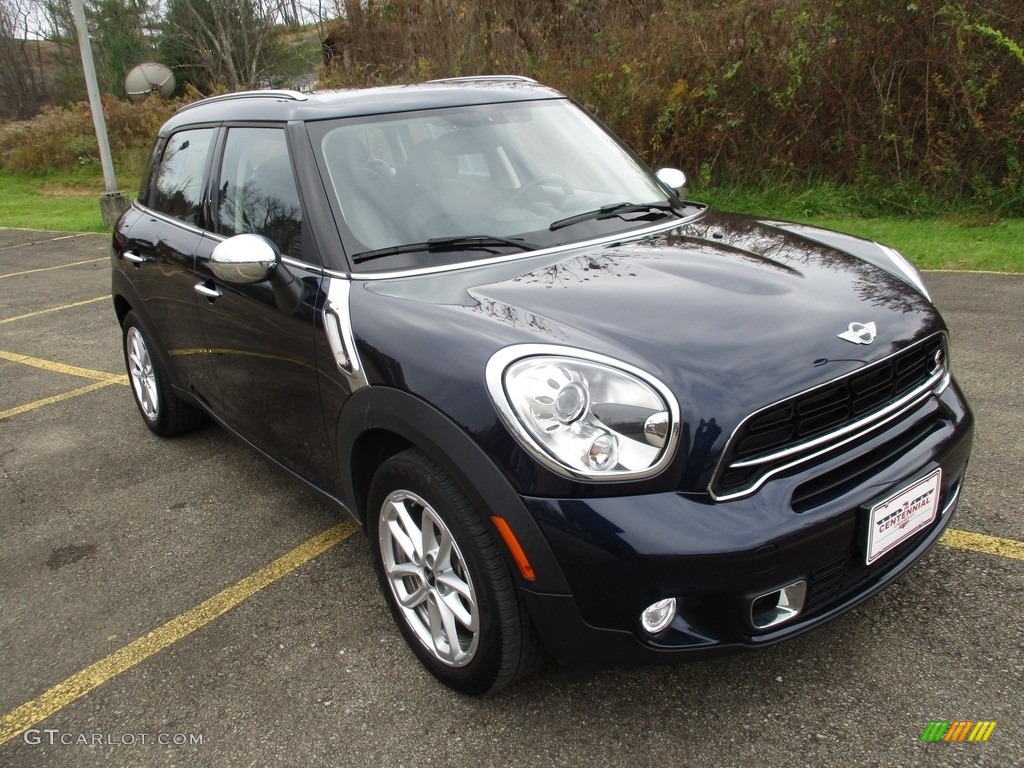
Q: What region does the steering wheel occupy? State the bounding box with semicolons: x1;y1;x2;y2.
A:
506;174;574;210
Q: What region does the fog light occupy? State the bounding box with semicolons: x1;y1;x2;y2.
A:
750;580;806;630
640;597;677;634
586;431;618;470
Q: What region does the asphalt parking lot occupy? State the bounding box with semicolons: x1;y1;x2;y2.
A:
1;228;1022;767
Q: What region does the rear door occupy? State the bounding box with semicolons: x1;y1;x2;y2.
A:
119;127;220;405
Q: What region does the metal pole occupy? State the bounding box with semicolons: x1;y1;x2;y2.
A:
70;0;127;226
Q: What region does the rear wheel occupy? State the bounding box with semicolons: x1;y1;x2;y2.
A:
368;448;542;694
121;310;203;436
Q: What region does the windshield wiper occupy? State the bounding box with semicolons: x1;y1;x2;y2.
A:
352;235;538;265
549;201;677;231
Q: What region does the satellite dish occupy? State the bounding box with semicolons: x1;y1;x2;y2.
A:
125;62;176;101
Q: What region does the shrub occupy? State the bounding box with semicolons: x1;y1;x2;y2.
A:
320;0;1024;215
0;95;183;175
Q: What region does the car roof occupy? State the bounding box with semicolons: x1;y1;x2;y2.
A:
160;78;565;134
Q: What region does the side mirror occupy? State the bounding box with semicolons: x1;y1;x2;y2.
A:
210;233;280;284
209;233;302;314
656;168;687;201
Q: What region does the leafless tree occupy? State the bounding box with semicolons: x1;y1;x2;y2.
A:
0;0;51;117
160;0;292;92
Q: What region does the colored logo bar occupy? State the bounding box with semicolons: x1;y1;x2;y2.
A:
920;721;997;742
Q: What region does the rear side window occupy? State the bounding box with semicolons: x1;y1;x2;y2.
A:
215;126;302;257
151;128;215;226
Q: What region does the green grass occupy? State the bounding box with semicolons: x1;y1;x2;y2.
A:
699;181;1023;272
1;171;1021;272
798;217;1024;272
0;171;120;233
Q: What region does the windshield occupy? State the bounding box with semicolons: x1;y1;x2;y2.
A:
312;98;678;272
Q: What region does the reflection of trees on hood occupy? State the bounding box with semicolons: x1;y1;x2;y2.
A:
509;253;641;290
674;216;930;316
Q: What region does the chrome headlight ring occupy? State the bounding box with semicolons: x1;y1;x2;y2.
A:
485;344;681;481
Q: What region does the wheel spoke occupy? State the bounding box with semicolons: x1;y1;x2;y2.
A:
437;582;477;632
429;516;455;571
436;570;474;605
385;499;422;563
436;594;467;661
426;596;460;664
143;377;158;410
396;581;430;609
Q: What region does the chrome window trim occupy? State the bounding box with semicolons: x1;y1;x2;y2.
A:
135;203;207;238
281;254;325;275
349;214;701;281
485;343;681;482
709;332;950;502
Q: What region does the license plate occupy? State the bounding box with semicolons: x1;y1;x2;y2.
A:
865;468;942;565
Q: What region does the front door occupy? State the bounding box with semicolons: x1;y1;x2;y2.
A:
194;125;336;491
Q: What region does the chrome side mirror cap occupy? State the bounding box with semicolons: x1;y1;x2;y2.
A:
210;234;280;284
656;168;687;201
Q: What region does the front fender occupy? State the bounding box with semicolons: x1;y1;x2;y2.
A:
335;385;570;595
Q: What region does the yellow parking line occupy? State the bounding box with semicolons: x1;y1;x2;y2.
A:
0;296;108;325
0;349;126;383
0;522;357;746
0;380;121;421
941;528;1024;561
0;258;103;280
0;233;85;251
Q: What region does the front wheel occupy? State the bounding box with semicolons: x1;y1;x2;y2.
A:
121;310;203;437
368;449;542;694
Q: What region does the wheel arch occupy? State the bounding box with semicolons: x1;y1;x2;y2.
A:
335;386;570;594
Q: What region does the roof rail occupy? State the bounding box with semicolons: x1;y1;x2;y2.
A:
427;75;539;85
177;89;309;113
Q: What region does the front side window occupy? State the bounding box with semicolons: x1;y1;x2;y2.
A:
151;128;215;226
215;127;302;257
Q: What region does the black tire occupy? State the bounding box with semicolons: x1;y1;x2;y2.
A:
368;448;543;694
121;310;204;437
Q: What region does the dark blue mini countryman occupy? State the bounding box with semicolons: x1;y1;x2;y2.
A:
112;77;973;693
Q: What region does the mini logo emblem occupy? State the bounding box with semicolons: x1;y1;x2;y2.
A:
838;321;877;345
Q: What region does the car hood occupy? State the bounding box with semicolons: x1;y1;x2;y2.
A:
354;210;942;492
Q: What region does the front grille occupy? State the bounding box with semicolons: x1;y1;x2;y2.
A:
790;417;943;513
711;334;947;500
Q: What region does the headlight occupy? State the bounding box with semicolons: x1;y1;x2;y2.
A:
876;243;932;301
486;345;681;480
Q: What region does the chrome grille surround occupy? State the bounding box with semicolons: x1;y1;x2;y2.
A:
709;333;949;502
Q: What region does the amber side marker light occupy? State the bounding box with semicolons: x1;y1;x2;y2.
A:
491;516;537;581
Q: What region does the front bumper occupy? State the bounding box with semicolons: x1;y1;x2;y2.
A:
518;378;973;666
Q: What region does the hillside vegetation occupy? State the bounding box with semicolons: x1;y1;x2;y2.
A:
1;0;1020;222
322;0;1024;216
